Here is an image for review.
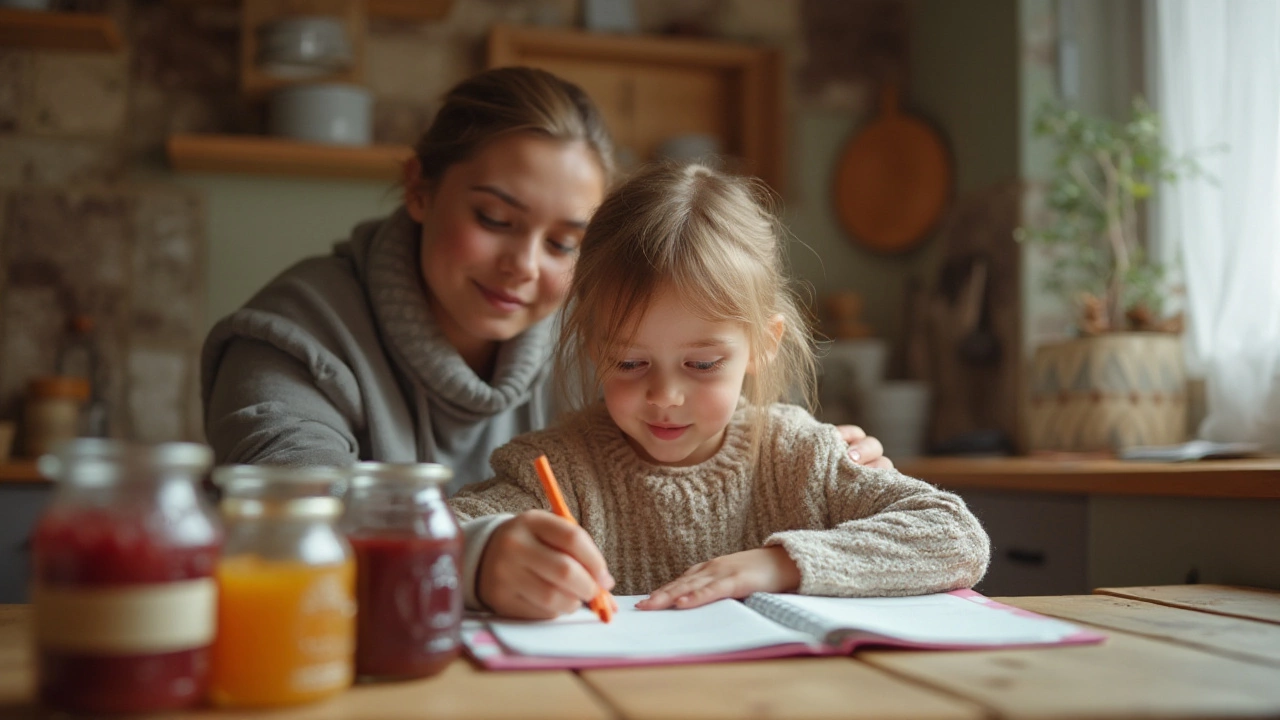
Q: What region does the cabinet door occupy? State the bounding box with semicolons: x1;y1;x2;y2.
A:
535;59;735;164
488;25;784;191
958;490;1089;596
0;484;53;602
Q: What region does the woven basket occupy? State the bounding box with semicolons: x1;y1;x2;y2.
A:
1028;333;1187;452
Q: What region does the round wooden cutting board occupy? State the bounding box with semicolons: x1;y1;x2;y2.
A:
833;83;952;254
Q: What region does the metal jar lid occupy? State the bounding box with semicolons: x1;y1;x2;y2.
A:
39;439;213;486
347;462;452;490
213;464;347;519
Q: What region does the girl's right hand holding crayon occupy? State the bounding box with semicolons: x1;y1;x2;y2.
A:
477;510;616;619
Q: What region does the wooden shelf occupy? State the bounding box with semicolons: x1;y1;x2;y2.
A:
173;0;453;22
167;133;412;181
365;0;452;21
0;460;45;484
0;8;123;52
898;456;1280;500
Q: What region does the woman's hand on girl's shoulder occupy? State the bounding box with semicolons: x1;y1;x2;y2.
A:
835;424;894;469
636;547;801;611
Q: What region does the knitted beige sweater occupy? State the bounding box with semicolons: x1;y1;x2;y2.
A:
450;403;989;604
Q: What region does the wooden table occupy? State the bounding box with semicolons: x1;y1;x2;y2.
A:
3;584;1280;719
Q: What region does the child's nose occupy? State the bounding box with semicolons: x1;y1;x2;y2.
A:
646;374;683;407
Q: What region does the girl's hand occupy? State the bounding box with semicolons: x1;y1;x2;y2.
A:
477;510;615;619
836;424;894;469
636;547;801;611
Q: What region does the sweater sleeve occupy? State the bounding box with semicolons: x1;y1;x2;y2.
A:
447;435;574;610
204;338;359;467
764;415;990;597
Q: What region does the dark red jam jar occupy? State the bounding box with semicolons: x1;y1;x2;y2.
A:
342;462;461;680
31;439;221;713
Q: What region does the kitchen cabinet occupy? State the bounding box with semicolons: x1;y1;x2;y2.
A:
488;24;786;193
170;24;787;184
0;482;52;603
957;490;1090;596
905;458;1280;594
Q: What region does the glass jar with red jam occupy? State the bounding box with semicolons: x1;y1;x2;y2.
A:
31;439;221;714
342;462;462;680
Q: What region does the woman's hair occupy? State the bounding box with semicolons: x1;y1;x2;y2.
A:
558;162;818;452
413;66;616;185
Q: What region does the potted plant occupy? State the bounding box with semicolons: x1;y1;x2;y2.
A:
1017;99;1200;452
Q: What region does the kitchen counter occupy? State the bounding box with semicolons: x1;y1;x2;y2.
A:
899;456;1280;499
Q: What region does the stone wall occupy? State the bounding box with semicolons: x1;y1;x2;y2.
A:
0;0;214;445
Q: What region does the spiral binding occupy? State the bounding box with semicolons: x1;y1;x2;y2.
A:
744;593;834;642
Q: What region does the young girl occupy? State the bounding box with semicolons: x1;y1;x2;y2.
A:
449;163;989;619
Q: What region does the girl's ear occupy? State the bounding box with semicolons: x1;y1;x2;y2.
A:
747;314;786;374
402;156;432;222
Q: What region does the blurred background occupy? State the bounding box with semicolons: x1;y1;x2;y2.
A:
8;0;1280;604
0;0;1145;448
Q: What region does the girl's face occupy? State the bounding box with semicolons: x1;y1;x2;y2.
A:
601;290;753;466
406;133;606;368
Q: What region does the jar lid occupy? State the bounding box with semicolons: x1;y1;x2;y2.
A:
348;461;452;489
39;439;213;485
28;376;90;401
213;464;347;500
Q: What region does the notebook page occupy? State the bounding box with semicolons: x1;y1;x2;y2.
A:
750;593;1081;646
487;595;816;659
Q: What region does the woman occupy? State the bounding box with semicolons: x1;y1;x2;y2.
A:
201;67;892;494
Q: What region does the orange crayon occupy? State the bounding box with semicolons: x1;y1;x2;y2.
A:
532;455;615;623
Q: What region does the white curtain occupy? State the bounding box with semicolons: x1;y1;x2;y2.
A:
1152;0;1280;451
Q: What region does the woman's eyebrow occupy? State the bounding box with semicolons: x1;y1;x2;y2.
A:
471;185;589;229
471;185;527;211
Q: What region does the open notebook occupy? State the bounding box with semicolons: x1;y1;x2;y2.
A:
462;589;1105;670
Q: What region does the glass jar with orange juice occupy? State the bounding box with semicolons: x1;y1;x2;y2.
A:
209;466;355;708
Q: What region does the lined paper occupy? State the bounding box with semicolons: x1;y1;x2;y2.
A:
761;593;1082;645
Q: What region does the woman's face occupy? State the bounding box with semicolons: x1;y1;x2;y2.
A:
406;133;606;361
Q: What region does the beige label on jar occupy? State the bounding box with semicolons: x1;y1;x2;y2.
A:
34;579;216;654
292;568;355;694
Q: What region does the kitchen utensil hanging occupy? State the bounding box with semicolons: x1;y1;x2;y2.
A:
832;81;952;254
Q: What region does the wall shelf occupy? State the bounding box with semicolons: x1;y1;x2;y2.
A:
167;133;412;181
365;0;452;21
0;460;44;484
172;0;453;22
0;8;123;52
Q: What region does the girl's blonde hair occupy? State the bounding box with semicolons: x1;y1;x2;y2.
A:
558;163;818;451
413;66;616;185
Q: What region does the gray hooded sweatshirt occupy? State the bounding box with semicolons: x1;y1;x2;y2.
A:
200;207;559;493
